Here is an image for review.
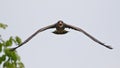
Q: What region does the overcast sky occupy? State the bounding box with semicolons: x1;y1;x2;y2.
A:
0;0;120;68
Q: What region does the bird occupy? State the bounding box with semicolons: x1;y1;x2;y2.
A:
11;20;113;51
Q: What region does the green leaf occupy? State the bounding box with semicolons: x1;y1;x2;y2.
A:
0;23;24;67
1;55;6;61
0;59;2;64
4;48;20;62
3;61;9;68
0;23;8;29
5;40;12;47
4;48;16;61
15;53;20;61
10;51;18;61
4;48;11;57
0;56;3;64
12;38;17;44
9;36;13;42
15;36;22;45
3;61;16;68
0;43;2;52
11;62;16;68
18;62;24;68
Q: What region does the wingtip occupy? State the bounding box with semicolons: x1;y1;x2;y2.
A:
10;48;17;51
105;45;113;50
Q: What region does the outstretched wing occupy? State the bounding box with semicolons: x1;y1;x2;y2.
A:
11;23;56;51
64;23;113;49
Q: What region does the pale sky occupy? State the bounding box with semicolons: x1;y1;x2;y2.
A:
0;0;120;68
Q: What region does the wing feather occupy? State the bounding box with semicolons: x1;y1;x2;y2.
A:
11;24;56;51
65;23;113;49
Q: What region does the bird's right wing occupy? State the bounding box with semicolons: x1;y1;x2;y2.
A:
11;23;56;51
64;23;113;49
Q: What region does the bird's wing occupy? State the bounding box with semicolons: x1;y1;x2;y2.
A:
64;23;113;49
11;23;56;51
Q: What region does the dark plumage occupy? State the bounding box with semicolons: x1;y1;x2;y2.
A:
11;20;113;51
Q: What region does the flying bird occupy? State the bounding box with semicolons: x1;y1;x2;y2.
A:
11;20;113;51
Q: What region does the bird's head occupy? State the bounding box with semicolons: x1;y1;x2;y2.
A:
57;20;64;28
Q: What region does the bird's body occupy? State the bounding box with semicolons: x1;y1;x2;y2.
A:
53;20;68;34
52;30;68;34
11;20;113;51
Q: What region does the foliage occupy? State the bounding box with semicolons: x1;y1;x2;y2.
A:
0;23;24;68
0;23;8;29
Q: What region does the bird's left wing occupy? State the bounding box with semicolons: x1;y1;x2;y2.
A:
64;23;113;49
11;23;56;51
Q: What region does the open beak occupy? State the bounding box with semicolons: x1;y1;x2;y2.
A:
58;22;63;27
